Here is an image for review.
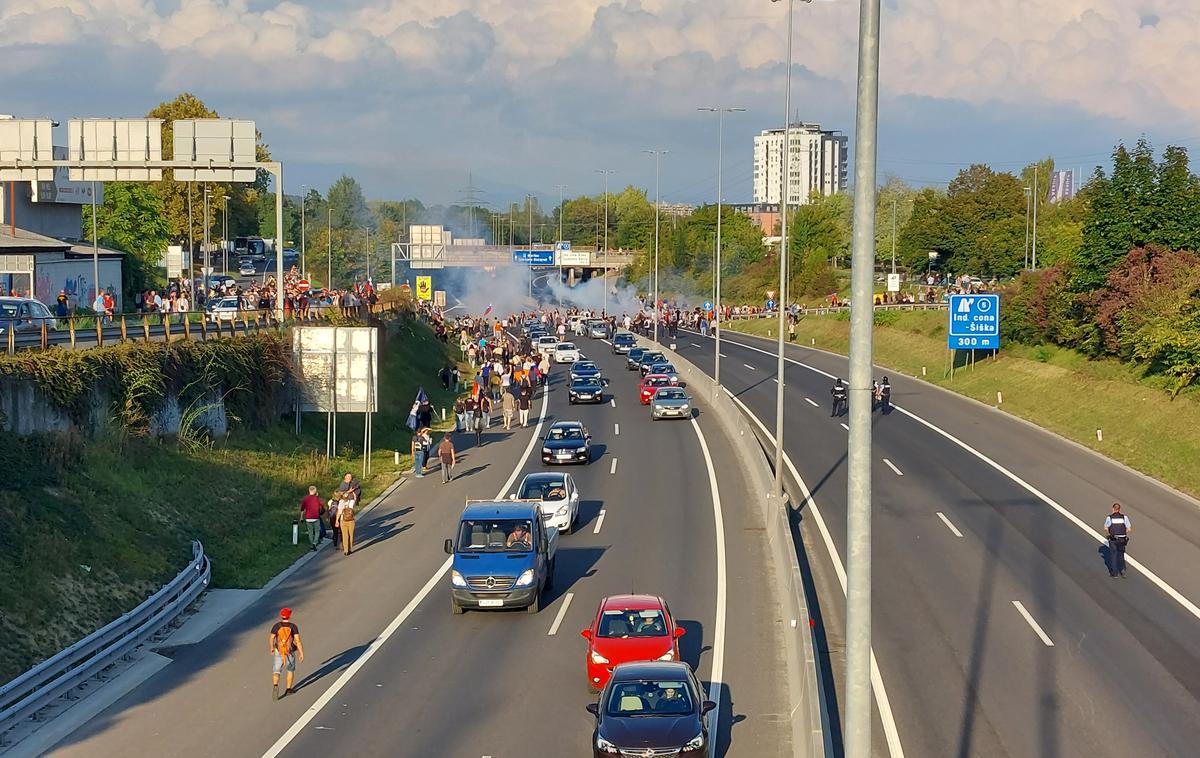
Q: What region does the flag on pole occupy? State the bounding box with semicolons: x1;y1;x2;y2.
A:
406;387;429;430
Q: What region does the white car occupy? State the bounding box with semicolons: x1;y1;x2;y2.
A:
554;342;582;363
514;472;581;534
537;335;560;355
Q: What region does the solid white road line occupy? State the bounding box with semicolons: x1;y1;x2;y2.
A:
936;512;964;538
840;423;850;431
688;417;728;758
594;509;606;534
805;398;819;407
547;592;575;636
726;392;906;758
701;329;1200;625
260;379;552;758
1012;601;1055;647
610;458;618;475
883;458;904;476
743;363;756;370
614;423;620;436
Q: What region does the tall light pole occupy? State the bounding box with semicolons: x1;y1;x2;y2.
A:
300;184;307;276
844;0;883;756
643;150;667;343
698;106;745;392
595;169;615;316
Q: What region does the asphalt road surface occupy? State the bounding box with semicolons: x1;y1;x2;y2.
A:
669;327;1200;758
45;333;792;758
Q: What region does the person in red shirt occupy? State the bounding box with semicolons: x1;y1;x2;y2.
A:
300;485;323;551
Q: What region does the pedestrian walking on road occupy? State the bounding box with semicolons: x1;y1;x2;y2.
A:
299;485;323;551
438;434;457;484
270;608;304;700
1104;503;1131;577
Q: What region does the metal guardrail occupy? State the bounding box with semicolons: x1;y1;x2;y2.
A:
0;541;211;745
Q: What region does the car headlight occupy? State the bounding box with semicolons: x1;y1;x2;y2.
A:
450;570;467;588
596;736;620;754
657;649;675;661
555;505;568;517
684;732;705;750
590;650;610;665
515;569;535;587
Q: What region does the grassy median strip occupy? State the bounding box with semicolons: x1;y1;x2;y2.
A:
0;316;465;683
726;311;1200;498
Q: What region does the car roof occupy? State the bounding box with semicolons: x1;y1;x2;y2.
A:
600;594;665;612
610;661;691;681
461;501;540;519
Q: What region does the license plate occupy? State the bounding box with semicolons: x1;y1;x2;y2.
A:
478;598;504;607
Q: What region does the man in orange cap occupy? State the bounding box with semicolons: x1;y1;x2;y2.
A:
269;607;305;700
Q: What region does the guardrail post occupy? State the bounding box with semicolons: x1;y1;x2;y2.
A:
119;315;128;343
142;315;151;342
68;318;76;349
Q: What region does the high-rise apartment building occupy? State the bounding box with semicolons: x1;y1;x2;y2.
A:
752;123;848;205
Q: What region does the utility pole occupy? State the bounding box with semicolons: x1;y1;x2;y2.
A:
596;170;615;316
643;150;667;343
698;106;745;392
844;1;882;756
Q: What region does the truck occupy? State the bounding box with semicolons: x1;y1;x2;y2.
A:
445;499;558;615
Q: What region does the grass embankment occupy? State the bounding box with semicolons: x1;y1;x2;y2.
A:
0;317;463;683
727;310;1200;497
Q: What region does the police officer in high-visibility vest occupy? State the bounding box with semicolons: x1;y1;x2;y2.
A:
1104;503;1131;577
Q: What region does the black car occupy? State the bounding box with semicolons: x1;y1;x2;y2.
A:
638;351;667;376
568;376;605;404
541;421;591;464
612;332;636;354
586;661;714;757
626;347;648;371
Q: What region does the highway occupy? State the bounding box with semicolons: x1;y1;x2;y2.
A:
44;331;793;757
668;327;1200;758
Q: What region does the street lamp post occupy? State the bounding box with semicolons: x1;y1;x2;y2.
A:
643;150;667;343
595;170;615;316
698;106;745;392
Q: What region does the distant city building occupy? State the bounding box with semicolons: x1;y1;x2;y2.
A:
728;203;780;236
1047;170;1076;204
753;123;848;205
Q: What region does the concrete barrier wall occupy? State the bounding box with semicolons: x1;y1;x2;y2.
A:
654;342;827;757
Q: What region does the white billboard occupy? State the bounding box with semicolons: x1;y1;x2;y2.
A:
293;326;379;413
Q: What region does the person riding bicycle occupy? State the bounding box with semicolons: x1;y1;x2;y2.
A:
831;378;848;417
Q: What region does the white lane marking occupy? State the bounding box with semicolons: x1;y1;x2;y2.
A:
883;458;904;476
688;417;728;758
614;422;620;435
743;363;756;370
547;592;575;636
936;512;964;538
805;397;819;407
610;398;616;408
708;330;1200;624
727;392;906;758
610;458;618;475
260;379;551;758
840;423;850;431
1012;601;1055;647
594;509;606;534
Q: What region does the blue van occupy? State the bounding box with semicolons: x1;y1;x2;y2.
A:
445;500;558;615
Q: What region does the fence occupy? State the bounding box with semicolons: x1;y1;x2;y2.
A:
0;541;211;746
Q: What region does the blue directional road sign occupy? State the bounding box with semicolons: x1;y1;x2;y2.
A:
948;293;1000;349
513;249;555;266
702;300;712;312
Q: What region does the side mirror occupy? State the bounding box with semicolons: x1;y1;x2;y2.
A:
585;703;600;718
701;700;717;715
443;539;454;555
674;627;686;638
581;629;593;640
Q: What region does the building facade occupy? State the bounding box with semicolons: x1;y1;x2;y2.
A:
752;123;848;205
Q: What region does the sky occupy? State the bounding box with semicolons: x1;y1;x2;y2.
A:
2;0;1199;210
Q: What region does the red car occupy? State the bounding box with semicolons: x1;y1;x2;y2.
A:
581;595;685;691
638;374;674;405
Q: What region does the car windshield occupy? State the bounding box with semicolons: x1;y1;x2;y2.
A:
607;680;693;716
656;389;687;400
519;478;567;500
457;518;534;553
598;608;668;638
547;427;584;441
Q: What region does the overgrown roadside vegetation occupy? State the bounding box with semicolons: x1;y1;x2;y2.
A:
0;315;463;683
726;311;1200;497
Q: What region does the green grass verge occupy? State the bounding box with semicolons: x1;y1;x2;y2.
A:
0;316;465;683
726;311;1200;497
